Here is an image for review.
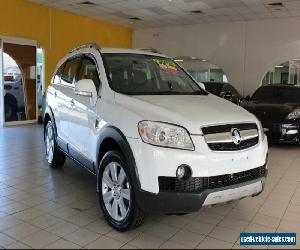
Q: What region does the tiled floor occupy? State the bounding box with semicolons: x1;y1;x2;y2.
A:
0;125;299;249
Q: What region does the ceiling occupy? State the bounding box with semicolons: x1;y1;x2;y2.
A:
28;0;300;28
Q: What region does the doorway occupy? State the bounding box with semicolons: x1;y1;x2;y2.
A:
0;37;38;126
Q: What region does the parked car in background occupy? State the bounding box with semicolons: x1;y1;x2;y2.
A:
202;81;243;105
4;74;25;121
242;84;300;144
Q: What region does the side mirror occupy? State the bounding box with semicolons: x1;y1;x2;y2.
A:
75;79;97;104
225;91;233;99
220;91;233;99
244;95;251;101
197;82;206;90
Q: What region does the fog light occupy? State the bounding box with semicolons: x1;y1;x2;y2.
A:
177;167;185;179
176;165;192;181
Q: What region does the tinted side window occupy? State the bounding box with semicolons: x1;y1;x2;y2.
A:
53;63;65;84
77;57;101;91
253;87;300;103
252;87;277;102
203;83;222;96
61;57;81;85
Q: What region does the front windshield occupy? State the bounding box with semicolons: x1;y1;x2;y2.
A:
252;86;300;103
102;53;207;95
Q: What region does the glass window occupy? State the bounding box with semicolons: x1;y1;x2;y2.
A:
61;57;81;85
203;82;223;96
262;60;300;86
252;86;300;103
102;53;206;95
174;57;229;83
78;57;101;91
252;87;277;102
53;63;65;85
3;43;37;122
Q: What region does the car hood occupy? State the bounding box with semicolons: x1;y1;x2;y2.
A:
115;93;257;134
243;102;299;124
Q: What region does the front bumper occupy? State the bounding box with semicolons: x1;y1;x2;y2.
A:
128;136;268;194
263;122;300;143
136;176;266;213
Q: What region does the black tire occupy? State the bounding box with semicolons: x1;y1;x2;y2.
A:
4;96;17;121
98;151;145;231
44;120;66;168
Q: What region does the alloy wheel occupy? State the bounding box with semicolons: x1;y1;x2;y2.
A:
102;162;131;222
46;125;54;163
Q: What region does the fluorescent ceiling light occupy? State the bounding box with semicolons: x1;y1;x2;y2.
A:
275;65;284;68
174;59;184;62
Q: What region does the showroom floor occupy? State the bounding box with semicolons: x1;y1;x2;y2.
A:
0;125;299;249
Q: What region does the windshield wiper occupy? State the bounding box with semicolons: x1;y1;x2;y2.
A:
191;90;207;95
120;90;208;96
152;90;206;95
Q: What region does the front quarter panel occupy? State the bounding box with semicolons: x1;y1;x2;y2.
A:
103;97;142;139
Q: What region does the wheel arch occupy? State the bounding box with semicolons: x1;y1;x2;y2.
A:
96;126;141;190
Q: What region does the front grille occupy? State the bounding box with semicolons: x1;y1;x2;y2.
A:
208;137;259;151
202;123;257;134
202;123;259;151
159;165;266;193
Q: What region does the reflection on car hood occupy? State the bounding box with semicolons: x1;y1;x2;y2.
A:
116;93;257;134
243;101;299;123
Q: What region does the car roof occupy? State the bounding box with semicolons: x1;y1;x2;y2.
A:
54;45;171;78
100;47;169;58
259;84;300;89
67;43;168;58
252;84;300;98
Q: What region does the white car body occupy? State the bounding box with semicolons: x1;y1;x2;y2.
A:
45;44;268;217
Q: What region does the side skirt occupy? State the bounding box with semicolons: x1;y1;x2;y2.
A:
57;137;96;176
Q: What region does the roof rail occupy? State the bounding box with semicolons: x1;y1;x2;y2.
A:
136;47;161;54
69;43;101;53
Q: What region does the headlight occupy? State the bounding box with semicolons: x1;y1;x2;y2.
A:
257;120;266;141
138;121;195;150
287;108;300;119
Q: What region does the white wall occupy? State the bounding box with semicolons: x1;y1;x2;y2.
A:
133;17;300;96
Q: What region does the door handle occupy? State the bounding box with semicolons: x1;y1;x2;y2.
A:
70;99;75;106
54;92;57;98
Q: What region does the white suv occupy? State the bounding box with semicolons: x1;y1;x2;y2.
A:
44;44;268;231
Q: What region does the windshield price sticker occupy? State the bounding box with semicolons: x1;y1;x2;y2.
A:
153;59;181;76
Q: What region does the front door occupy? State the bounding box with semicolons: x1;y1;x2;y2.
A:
58;56;82;143
69;55;101;172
